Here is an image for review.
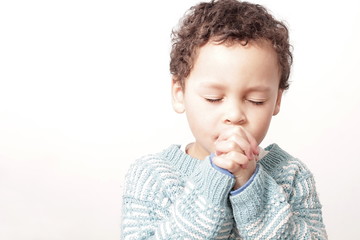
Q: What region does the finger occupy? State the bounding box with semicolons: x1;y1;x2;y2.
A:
217;126;258;159
217;127;253;158
213;155;243;173
227;134;254;160
226;126;259;157
224;151;250;166
217;127;247;142
243;129;259;156
215;139;243;155
213;151;250;173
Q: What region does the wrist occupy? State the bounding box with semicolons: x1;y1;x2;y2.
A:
233;173;251;190
231;164;259;193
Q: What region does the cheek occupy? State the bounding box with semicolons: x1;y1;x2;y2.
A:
247;111;273;143
187;112;214;132
186;108;218;140
185;97;216;125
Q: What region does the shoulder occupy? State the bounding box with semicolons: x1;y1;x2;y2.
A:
126;145;180;179
259;144;315;191
261;144;312;176
260;144;322;207
127;144;201;178
123;145;186;196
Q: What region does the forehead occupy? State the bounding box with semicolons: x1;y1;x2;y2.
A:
196;39;279;68
186;40;280;89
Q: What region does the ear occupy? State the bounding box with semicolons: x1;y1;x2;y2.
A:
273;89;283;116
171;80;185;113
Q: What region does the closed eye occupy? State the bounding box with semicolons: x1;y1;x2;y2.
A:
247;100;265;105
205;98;223;103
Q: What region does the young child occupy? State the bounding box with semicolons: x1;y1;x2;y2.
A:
121;0;327;239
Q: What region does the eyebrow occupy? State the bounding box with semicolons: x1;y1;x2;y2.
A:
198;82;226;90
198;81;272;92
246;85;272;92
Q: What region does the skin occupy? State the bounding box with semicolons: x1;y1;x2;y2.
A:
172;40;283;189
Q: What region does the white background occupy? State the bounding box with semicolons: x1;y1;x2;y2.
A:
1;0;359;239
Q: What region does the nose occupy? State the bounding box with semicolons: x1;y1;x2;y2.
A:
224;101;246;125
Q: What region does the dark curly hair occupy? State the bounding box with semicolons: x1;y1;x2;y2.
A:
170;0;292;90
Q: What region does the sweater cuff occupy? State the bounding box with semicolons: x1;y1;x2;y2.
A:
190;156;235;206
209;154;260;195
229;165;270;222
230;164;259;195
209;153;234;177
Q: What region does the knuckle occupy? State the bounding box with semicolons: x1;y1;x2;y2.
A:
226;151;237;160
227;162;238;172
228;141;237;150
238;155;249;165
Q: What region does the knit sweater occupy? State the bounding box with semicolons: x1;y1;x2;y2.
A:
121;144;327;239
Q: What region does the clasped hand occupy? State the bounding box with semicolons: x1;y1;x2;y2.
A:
212;126;259;190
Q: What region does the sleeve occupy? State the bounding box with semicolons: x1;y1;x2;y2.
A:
121;156;237;240
209;153;260;195
229;164;327;239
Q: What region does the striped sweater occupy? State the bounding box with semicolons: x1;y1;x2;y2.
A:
121;144;327;239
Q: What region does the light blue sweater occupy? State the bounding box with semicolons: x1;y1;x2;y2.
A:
121;144;327;239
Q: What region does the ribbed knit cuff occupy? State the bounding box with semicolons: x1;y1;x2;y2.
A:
190;156;235;206
229;165;271;222
230;164;260;195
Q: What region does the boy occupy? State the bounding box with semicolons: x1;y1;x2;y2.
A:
121;0;327;239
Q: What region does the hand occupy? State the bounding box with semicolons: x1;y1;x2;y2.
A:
212;126;259;190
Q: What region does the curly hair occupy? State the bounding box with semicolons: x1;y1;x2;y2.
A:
170;0;292;90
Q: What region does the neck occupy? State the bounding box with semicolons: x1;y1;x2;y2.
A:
186;142;210;161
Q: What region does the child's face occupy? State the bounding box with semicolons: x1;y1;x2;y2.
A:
172;40;283;160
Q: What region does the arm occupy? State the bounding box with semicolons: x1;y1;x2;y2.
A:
229;164;327;240
211;127;326;239
121;155;236;239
